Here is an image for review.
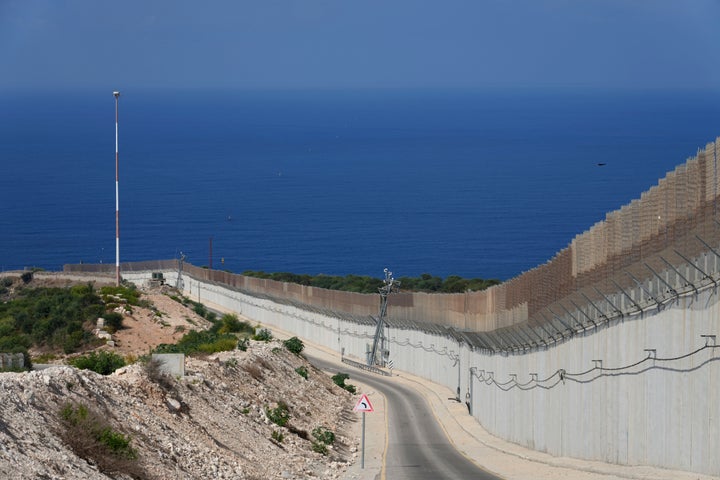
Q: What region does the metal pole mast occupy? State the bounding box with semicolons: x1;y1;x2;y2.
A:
368;268;399;367
113;91;121;286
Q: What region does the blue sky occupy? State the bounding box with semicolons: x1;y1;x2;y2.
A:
1;0;719;90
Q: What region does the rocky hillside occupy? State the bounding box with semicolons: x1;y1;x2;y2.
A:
0;344;358;479
0;277;359;479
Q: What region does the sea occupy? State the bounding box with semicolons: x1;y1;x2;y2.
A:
1;88;719;281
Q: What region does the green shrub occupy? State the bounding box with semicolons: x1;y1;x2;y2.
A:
0;286;105;352
216;313;254;335
97;427;135;456
197;336;238;353
69;283;94;297
283;336;304;355
331;372;357;394
312;441;328;455
271;430;284;443
62;330;85;354
266;401;290;427
103;312;124;333
295;366;308;379
0;315;16;337
237;337;249;351
70;351;126;375
100;284;141;306
0;315;17;337
253;328;273;342
154;329;237;356
60;402;88;424
217;314;240;332
0;333;31;351
312;426;335;445
192;302;207;318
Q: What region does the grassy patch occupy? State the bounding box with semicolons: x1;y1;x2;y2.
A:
69;351;126;375
154;329;238;356
59;402;145;478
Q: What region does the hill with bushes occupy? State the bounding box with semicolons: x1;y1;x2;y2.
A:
0;274;360;478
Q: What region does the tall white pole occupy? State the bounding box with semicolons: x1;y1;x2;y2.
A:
113;91;121;286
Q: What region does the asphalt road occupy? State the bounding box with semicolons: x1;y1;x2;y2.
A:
308;356;501;480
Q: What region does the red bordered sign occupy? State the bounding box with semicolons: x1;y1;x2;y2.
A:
353;393;374;412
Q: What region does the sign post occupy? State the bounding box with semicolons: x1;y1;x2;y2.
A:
353;393;374;468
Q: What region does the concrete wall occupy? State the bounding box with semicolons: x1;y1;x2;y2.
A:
467;289;720;474
152;354;185;377
119;268;719;477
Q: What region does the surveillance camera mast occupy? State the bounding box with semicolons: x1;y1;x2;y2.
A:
368;268;400;368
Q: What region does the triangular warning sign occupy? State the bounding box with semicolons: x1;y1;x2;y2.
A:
353;393;374;413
